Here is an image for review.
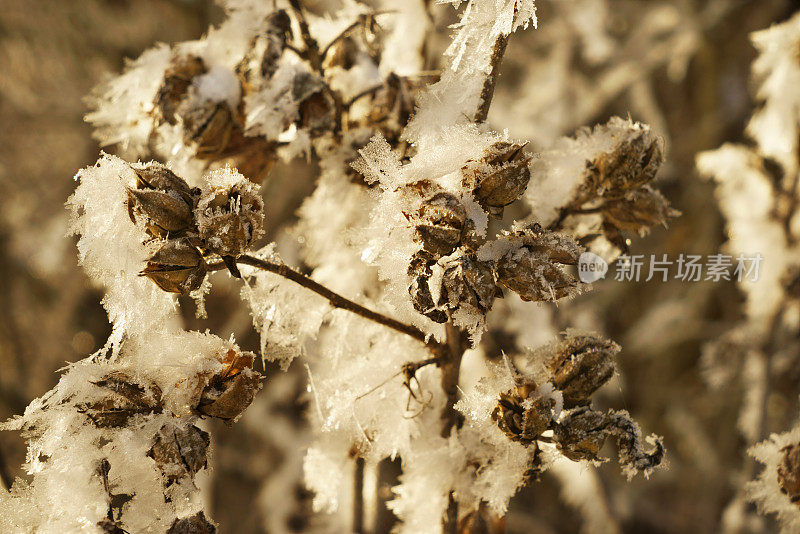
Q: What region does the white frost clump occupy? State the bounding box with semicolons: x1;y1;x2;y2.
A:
241;245;330;370
67;154;179;354
748;423;800;533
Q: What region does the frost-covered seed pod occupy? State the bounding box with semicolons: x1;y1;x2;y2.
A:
492;381;555;444
322;35;359;71
148;423;210;484
140;238;207;294
601;185;679;236
581;131;663;202
127;164;198;238
553;406;609;462
236;10;291;93
462;141;532;219
167;512;216;534
494;225;582;302
439;251;500;315
547;334;619;408
412;190;467;256
195;179;264;257
78;373;163;428
179;100;235;158
408;250;448;323
196;350;261;422
778;443;800;504
153;55;207;125
292;71;335;135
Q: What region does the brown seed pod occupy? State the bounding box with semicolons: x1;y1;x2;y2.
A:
437;250;501;317
579;130;664;204
167;512;216;534
195;180;264;258
492;381;555;444
292;72;335;135
127;164;198;239
179;100;236;159
601;185;679;237
195;350;261;422
236;10;291;93
553;406;610;462
778;443;800;505
140;238;207;294
78;373;163;428
411;190;467;257
148;423;210;484
408;250;448;323
493;224;582;302
546;334;619;408
462;141;532;219
154;55;207;126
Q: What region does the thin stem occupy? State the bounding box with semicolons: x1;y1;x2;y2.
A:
440;324;467;534
0;442;12;491
288;0;323;72
474;33;509;124
353;456;365;534
226;255;445;355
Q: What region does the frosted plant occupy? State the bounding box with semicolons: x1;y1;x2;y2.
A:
1;1;676;532
697;11;800;533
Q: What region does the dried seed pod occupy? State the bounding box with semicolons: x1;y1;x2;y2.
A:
412;190;467;257
546;334;619;408
493;225;582;302
154;55;207;125
179;99;235;159
322;35;359;71
437;251;500;316
141;238;207;294
601;185;679;236
148;423;210;484
462;141;532;219
553;406;610;462
778;443;800;505
78;373;163;427
580;130;664;203
555;407;665;476
292;72;334;135
408;250;448;323
492;381;555;444
236;10;291;93
195;179;264;258
196;350;261;422
127;164;198;238
167;512;216;534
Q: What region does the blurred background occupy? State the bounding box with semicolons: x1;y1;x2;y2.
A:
2;0;800;532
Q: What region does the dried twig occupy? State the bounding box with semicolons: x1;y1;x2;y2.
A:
474;33;509;124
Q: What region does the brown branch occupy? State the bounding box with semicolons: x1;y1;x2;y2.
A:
227;255;445;355
353;456;365;534
440;324;467;533
288;0;323;73
474;33;509;124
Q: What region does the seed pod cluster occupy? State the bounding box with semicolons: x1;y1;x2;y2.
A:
492;333;664;476
778;443;800;505
461;141;532;219
563;124;677;250
127;163;265;293
149;13;329;180
493;224;583;302
195;348;261;423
